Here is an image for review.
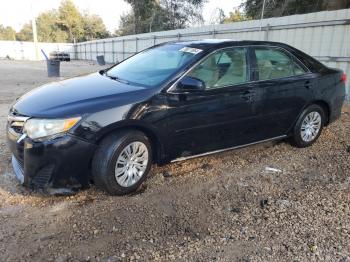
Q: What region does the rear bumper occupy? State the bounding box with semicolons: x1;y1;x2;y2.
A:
328;92;346;124
7;130;97;194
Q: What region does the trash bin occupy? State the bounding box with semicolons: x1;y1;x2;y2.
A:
96;55;105;66
46;59;60;77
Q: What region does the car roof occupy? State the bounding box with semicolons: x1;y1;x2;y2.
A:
159;39;325;73
167;39;291;50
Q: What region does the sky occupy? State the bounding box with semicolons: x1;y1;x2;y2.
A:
0;0;244;33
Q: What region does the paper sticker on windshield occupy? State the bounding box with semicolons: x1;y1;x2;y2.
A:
179;47;203;55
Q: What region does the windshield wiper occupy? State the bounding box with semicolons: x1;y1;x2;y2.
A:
105;73;130;85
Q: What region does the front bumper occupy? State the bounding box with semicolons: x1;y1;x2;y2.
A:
7;128;97;194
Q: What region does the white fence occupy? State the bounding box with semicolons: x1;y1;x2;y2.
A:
0;9;349;97
75;8;350;98
0;41;74;61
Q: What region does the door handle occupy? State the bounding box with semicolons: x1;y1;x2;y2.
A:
304;80;311;89
240;90;254;101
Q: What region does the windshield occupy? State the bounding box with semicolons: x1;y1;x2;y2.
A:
106;44;202;87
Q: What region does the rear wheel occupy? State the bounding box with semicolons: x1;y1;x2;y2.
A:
290;104;325;148
92;130;152;195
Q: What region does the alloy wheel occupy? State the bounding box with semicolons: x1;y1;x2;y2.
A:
115;141;149;187
300;111;322;142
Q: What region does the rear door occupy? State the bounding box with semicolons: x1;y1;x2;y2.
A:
251;46;316;138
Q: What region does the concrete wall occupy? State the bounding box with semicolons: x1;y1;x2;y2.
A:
75;8;350;98
0;41;74;61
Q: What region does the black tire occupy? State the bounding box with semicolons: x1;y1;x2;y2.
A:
92;130;153;195
290;104;325;148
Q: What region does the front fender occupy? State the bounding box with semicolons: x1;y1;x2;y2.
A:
70;102;169;163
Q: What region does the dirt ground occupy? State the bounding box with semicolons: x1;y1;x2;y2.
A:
0;60;349;262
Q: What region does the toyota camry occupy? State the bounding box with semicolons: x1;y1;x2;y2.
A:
7;40;346;195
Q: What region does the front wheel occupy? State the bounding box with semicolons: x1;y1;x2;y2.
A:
290;104;325;148
92;130;152;195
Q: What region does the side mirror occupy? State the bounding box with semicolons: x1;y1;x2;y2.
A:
177;76;205;92
99;69;106;75
99;64;119;75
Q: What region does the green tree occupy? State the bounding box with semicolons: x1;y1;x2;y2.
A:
160;0;207;29
215;8;226;24
0;25;16;40
223;9;247;23
118;0;207;36
16;23;33;41
15;0;110;42
124;0;156;34
57;0;84;42
116;13;136;36
82;14;110;41
149;4;174;31
327;0;350;10
242;0;350;19
117;4;170;35
36;10;68;42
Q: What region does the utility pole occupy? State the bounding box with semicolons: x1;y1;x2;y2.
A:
150;0;160;32
30;4;39;60
149;9;155;32
260;0;267;30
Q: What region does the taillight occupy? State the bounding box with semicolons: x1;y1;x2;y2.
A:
341;73;347;83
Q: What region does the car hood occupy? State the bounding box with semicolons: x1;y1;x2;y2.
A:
12;72;156;118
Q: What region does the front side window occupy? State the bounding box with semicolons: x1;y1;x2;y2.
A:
188;47;248;89
254;47;307;81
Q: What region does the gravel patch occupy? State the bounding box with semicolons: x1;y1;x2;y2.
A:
0;60;349;261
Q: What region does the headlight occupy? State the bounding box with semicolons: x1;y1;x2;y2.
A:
24;117;81;140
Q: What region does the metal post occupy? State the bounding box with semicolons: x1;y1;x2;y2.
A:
112;40;115;63
84;44;86;60
177;33;181;40
90;43;92;61
264;23;270;41
74;44;77;60
153;35;156;46
135;37;138;53
96;42;98;57
122;39;125;61
212;29;216;38
103;41;105;58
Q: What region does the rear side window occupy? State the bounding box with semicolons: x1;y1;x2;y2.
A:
254;47;307;81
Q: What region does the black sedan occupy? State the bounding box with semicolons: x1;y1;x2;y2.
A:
7;40;346;195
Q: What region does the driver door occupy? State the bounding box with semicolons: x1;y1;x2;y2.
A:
165;47;262;160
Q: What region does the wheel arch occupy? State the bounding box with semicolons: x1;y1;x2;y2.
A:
94;122;166;165
288;100;331;136
311;100;330;126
